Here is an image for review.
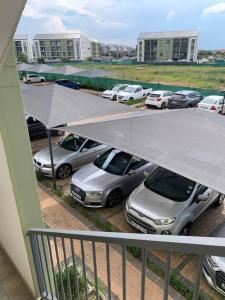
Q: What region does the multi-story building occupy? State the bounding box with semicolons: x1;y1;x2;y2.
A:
137;30;199;62
91;39;101;58
13;33;33;61
33;31;92;61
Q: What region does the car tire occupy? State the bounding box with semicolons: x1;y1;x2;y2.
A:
106;189;123;207
214;193;225;207
41;79;45;82
56;164;72;179
161;102;166;109
129;97;134;101
27;80;31;84
179;223;191;236
112;95;117;101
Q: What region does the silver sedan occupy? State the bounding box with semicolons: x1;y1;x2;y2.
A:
70;148;154;207
34;134;108;179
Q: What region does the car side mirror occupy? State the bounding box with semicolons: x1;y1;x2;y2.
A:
197;194;208;202
128;170;135;176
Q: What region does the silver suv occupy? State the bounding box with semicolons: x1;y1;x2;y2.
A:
125;166;224;235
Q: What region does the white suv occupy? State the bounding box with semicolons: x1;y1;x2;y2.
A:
23;74;45;84
145;90;174;109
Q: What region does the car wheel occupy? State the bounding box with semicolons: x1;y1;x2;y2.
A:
161;102;166;109
27;80;31;84
106;189;123;207
129;97;134;101
41;79;45;82
179;223;191;236
214;193;225;207
112;95;117;101
56;164;72;179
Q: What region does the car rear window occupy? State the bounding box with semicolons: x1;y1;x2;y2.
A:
201;97;219;104
149;93;160;98
174;94;186;100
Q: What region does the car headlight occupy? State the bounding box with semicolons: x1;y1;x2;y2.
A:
43;164;55;168
87;191;103;197
153;218;176;226
126;198;131;209
207;256;218;267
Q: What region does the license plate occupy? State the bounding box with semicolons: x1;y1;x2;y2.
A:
72;191;81;200
130;220;147;233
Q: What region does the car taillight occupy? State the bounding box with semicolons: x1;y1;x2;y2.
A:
210;106;216;111
156;97;161;101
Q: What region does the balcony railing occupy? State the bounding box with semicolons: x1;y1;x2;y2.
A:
28;228;225;300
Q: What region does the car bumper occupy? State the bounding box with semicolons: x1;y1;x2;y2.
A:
70;183;105;208
167;103;187;109
145;100;161;108
203;257;225;296
34;163;55;177
102;94;113;100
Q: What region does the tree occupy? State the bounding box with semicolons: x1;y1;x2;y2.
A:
37;57;45;63
17;52;28;63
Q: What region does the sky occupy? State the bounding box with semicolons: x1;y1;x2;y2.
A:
16;0;225;49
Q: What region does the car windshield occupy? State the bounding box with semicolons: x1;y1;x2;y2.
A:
94;149;132;175
201;97;220;104
144;167;195;202
124;86;136;93
149;93;160;98
173;93;186;100
58;134;85;152
110;85;120;91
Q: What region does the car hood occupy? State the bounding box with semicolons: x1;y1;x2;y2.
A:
34;144;73;164
71;163;119;191
129;184;187;219
211;256;225;270
118;91;132;97
102;90;115;95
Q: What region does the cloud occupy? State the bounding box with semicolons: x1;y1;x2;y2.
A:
202;2;225;16
166;10;175;20
42;16;75;33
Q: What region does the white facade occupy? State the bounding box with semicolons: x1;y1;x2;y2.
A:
33;32;92;61
137;30;199;62
13;33;33;61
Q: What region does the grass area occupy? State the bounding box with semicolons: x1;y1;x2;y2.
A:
54;62;225;90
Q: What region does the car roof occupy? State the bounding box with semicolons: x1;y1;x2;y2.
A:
127;85;141;88
176;90;198;95
150;90;171;94
203;95;223;100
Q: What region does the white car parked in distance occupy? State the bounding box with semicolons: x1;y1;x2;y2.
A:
197;96;225;114
102;84;129;101
117;85;152;102
145;90;174;109
23;74;45;84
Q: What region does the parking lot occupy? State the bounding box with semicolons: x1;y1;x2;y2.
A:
31;99;225;299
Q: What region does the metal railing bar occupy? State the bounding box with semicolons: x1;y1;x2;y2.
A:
62;238;72;300
70;239;80;300
27;229;225;256
53;236;65;300
47;236;59;299
41;235;53;299
80;240;88;300
36;234;48;297
192;255;204;300
163;251;172;300
122;244;126;300
141;248;147;300
92;241;99;300
106;243;112;300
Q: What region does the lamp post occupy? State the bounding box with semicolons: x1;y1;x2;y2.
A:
219;90;225;115
47;129;56;190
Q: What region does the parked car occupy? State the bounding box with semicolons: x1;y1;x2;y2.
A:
23;74;45;84
197;96;225;114
55;79;80;90
145;90;174;109
34;134;108;179
125;166;224;235
102;84;129;100
70;149;154;208
167;90;203;109
117;85;152;102
26;116;64;139
203;224;225;296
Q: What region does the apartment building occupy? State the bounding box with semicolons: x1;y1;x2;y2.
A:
13;33;33;60
91;39;102;58
137;30;199;62
33;31;92;61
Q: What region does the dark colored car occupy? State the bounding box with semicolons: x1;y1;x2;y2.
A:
26;116;64;139
203;220;225;297
55;79;81;90
167;90;203;109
